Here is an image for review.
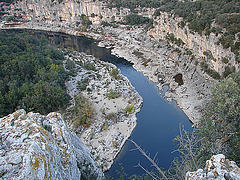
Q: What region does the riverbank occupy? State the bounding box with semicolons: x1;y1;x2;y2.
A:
0;21;214;124
62;50;142;171
88;26;214;124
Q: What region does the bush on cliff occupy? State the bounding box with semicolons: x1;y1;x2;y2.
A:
198;71;240;164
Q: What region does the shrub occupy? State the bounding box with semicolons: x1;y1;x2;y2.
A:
83;62;96;71
106;89;120;99
110;68;120;80
125;105;134;115
124;14;150;25
199;72;240;164
72;95;94;129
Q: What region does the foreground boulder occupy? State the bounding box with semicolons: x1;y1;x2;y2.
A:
186;154;240;180
0;109;104;179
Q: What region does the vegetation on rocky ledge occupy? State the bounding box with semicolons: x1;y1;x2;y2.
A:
71;94;94;128
106;0;239;56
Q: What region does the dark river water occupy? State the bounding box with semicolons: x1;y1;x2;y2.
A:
4;29;192;178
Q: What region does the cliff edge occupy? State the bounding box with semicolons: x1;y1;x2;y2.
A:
186;154;240;180
0;109;104;179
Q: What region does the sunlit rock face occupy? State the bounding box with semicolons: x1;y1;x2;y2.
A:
186;154;240;180
0;109;104;179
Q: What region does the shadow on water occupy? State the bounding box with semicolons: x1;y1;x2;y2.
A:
3;29;193;178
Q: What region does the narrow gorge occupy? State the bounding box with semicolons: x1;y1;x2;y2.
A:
0;0;239;179
2;0;238;123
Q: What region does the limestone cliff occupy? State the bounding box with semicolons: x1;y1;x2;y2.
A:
0;109;104;179
3;0;130;25
2;0;238;76
186;154;240;180
149;12;239;75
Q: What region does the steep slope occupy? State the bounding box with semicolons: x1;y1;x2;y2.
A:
0;109;104;179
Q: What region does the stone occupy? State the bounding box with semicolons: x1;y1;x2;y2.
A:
0;110;104;180
186;154;240;180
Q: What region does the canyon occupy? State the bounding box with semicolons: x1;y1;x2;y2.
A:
0;0;239;178
1;0;228;123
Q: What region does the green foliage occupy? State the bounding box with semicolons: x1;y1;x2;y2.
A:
124;14;151;25
77;78;89;91
199;71;240;164
110;68;120;80
101;20;111;27
125;105;134;115
106;89;120;99
66;59;75;70
83;62;96;71
223;65;236;78
0;0;16;4
0;31;70;117
200;61;221;79
107;0;161;10
80;14;92;27
166;33;185;46
71;94;94;128
203;50;216;62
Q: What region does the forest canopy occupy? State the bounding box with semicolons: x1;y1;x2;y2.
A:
0;31;70;117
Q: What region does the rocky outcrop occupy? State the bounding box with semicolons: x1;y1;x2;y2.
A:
0;109;104;179
186;154;240;180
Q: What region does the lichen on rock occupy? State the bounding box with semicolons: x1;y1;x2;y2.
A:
186;154;240;180
0;109;104;179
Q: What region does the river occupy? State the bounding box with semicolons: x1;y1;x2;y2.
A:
4;29;193;178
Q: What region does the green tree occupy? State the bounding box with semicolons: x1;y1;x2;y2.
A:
199;72;240;164
0;31;70;117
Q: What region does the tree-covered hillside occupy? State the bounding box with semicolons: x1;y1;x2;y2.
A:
0;31;70;117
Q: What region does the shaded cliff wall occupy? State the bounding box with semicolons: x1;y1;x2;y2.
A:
149;12;238;75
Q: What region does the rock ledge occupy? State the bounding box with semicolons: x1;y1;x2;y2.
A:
186;154;240;180
0;109;104;179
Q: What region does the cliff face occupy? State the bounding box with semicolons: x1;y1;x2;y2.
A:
0;109;104;179
10;0;130;25
150;12;238;75
186;154;240;180
5;0;238;76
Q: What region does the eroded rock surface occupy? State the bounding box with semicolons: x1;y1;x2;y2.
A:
0;109;104;179
186;154;240;180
